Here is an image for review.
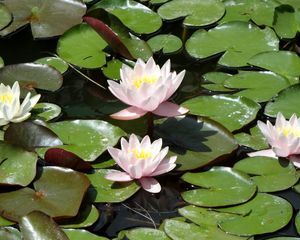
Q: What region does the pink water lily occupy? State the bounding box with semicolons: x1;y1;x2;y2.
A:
248;112;300;168
108;57;188;120
105;134;177;193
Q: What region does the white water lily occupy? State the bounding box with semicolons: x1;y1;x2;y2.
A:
0;81;40;126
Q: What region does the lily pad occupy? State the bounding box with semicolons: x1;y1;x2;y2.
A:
234;157;299;192
181;167;256;207
219;193;293;236
296;211;300;235
147;34;182;54
125;228;169;240
157;0;225;27
234;125;268;150
0;227;21;240
0;63;63;97
0;3;11;31
89;0;162;34
35;57;69;74
36;120;126;162
57;23;108;69
0;56;3;68
0;0;86;38
202;72;234;92
19;211;69;240
264;84;300;118
86;169;140;203
102;59;122;80
0;216;13;227
32;103;62;122
224;71;291;102
154;115;238;171
0;166;90;221
63;229;108;240
182;95;260;132
0;141;38;186
186;21;279;67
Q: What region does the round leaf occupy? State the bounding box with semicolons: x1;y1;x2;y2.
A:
296;211;300;235
186;21;279;67
35;57;68;74
32;103;62;122
102;59;122;80
63;229;108;240
202;72;233;92
147;34;182;54
125;228;169;240
181;167;256;207
182;95;260;132
0;3;11;31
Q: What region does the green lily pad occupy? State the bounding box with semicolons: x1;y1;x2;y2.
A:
218;193;293;236
0;166;90;221
248;51;300;82
0;227;21;240
59;204;99;229
296;211;300;235
264;84;300;118
91;159;116;169
0;141;38;186
36;120;126;162
0;216;13;227
0;3;11;31
150;0;169;4
57;23;108;69
147;34;182;54
63;229;108;240
89;0;162;34
86;169;140;203
19;211;69;240
125;228;169;240
0;56;3;68
181;167;256;207
0;63;63;97
102;59;122;80
32;103;62;122
202;72;233;92
0;0;86;38
158;0;225;27
234;157;299;192
234;125;269;150
154;116;238;171
224;71;291;102
186;21;279;67
182;95;260;132
35;57;69;74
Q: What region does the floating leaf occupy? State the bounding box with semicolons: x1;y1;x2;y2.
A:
32;103;62;122
182;95;260;132
147;34;182;54
0;227;21;240
89;0;162;34
155;116;238;171
86;169;140;203
35;57;68;74
181;167;256;207
264;84;300;117
224;71;290;102
0;166;90;221
0;141;38;186
158;0;225;27
57;23;108;69
234;126;268;150
102;59;123;80
19;211;69;240
36;120;126;162
234;157;299;192
0;216;13;227
0;63;63;97
202;72;233;92
296;211;300;235
0;56;3;68
219;193;293;236
63;229;108;240
0;0;86;38
125;228;169;240
186;21;278;67
0;3;11;31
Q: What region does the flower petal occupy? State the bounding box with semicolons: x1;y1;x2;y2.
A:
150;156;177;176
139;177;161;193
11;112;31;123
152;101;188;117
110;106;147;120
105;170;133;182
247;149;277;158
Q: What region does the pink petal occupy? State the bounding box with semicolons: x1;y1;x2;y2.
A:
105;170;133;182
152;101;188;117
139;177;161;193
150;156;177;176
288;155;300;168
110;106;147;120
247;149;277;158
165;70;186;100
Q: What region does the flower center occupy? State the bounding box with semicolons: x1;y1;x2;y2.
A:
277;126;300;137
131;148;152;160
132;75;157;88
0;93;13;104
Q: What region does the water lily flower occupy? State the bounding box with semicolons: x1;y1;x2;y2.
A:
105;134;177;193
108;57;188;120
0;81;41;126
248;112;300;168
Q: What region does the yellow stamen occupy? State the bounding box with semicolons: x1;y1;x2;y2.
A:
277;126;300;137
131;148;152;160
133;75;157;88
0;94;13;104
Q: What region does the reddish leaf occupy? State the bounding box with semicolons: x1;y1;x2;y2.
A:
44;148;92;172
83;16;134;60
